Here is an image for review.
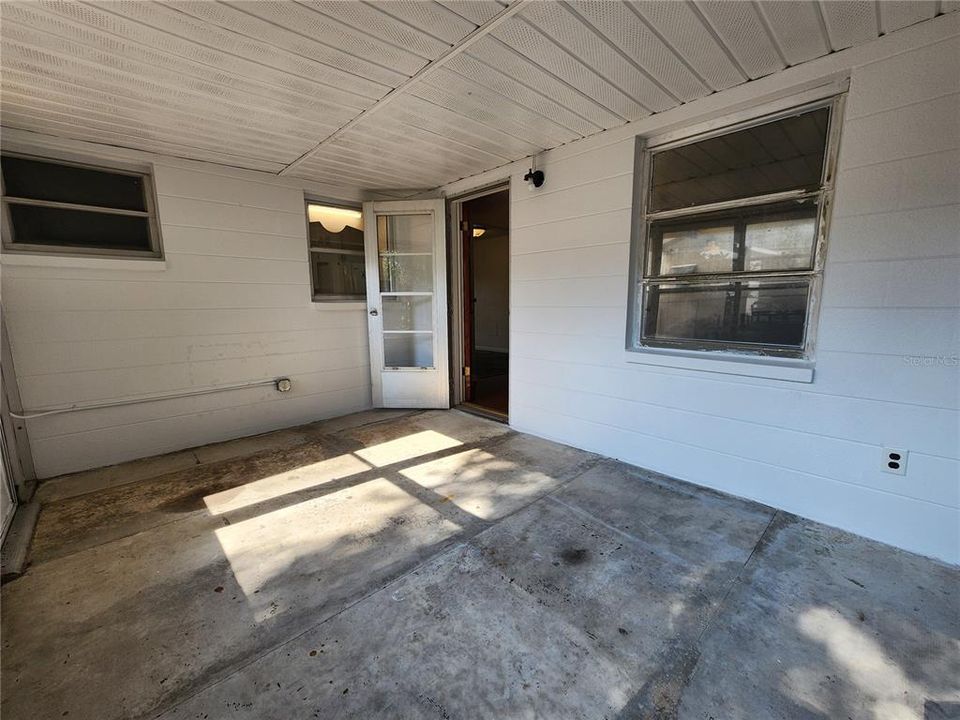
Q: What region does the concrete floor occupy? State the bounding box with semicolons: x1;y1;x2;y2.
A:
2;409;958;720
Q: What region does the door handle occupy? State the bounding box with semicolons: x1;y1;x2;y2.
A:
369;309;379;316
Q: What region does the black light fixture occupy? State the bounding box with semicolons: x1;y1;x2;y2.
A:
523;168;545;189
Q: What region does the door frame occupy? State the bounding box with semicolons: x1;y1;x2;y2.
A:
447;181;511;410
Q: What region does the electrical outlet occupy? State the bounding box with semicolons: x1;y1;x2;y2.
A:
882;447;908;475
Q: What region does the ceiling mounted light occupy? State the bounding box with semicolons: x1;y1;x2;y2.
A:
307;204;363;233
472;226;486;238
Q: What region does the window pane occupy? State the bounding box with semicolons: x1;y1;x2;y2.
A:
643;280;810;349
745;213;817;272
382;295;432;331
652;223;736;276
308;219;364;252
310;251;366;297
2;156;147;211
383;333;433;368
650;106;829;212
7;205;151;251
648;200;818;277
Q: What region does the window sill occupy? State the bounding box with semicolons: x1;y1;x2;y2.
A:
0;253;166;271
625;347;814;383
310;299;367;309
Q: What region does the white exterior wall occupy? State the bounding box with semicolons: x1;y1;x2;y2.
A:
445;18;960;563
1;138;373;478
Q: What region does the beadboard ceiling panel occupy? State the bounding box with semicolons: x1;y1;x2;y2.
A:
1;0;955;190
757;1;832;66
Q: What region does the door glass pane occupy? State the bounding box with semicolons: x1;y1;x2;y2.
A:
377;214;432;253
383;333;434;368
650;106;830;212
643;280;810;348
378;255;433;292
382;296;432;331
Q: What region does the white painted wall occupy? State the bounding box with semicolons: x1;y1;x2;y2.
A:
443;17;960;564
0;134;373;478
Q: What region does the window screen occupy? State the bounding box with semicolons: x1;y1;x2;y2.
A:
1;155;160;257
631;102;839;358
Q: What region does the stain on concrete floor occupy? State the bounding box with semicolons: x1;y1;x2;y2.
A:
2;410;957;719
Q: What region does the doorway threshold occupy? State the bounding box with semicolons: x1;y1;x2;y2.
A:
457;402;508;424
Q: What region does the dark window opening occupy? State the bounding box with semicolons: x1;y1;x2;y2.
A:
1;155;159;258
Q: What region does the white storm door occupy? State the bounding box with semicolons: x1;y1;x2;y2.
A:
363;199;449;408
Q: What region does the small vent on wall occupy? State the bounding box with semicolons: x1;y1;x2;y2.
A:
882;448;908;476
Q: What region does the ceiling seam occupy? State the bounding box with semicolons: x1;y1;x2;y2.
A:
306;135;501;179
557;0;683;106
0;46;348;152
0;77;339;146
401;87;549;154
0;98;314;156
305;118;512;171
341;114;513;165
752;1;791;67
620;2;714;94
687;1;752;81
513;14;649;117
457;48;603;134
357;0;467;47
2;29;355;136
814;1;838;51
219;0;423;82
436;0;509;26
167;1;394;95
439;59;593;138
0;123;286;170
278;0;536;177
71;0;378;109
483;36;622;128
287;0;435;63
1;19;355;132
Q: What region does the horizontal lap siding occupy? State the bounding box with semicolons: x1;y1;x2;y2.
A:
4;162;372;477
501;36;960;563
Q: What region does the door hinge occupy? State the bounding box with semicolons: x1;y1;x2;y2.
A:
463;366;471;377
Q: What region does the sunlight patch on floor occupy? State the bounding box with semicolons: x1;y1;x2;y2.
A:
794;606;917;720
213;476;462;619
203;453;371;515
354;430;463;467
399;448;561;519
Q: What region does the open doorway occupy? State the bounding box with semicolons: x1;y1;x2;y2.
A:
451;186;509;420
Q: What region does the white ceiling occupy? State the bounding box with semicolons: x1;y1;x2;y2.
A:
1;1;955;191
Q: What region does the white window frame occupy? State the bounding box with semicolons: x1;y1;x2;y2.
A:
1;153;163;260
626;95;845;373
304;198;367;303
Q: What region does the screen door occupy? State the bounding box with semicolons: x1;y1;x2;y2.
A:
363;199;449;408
